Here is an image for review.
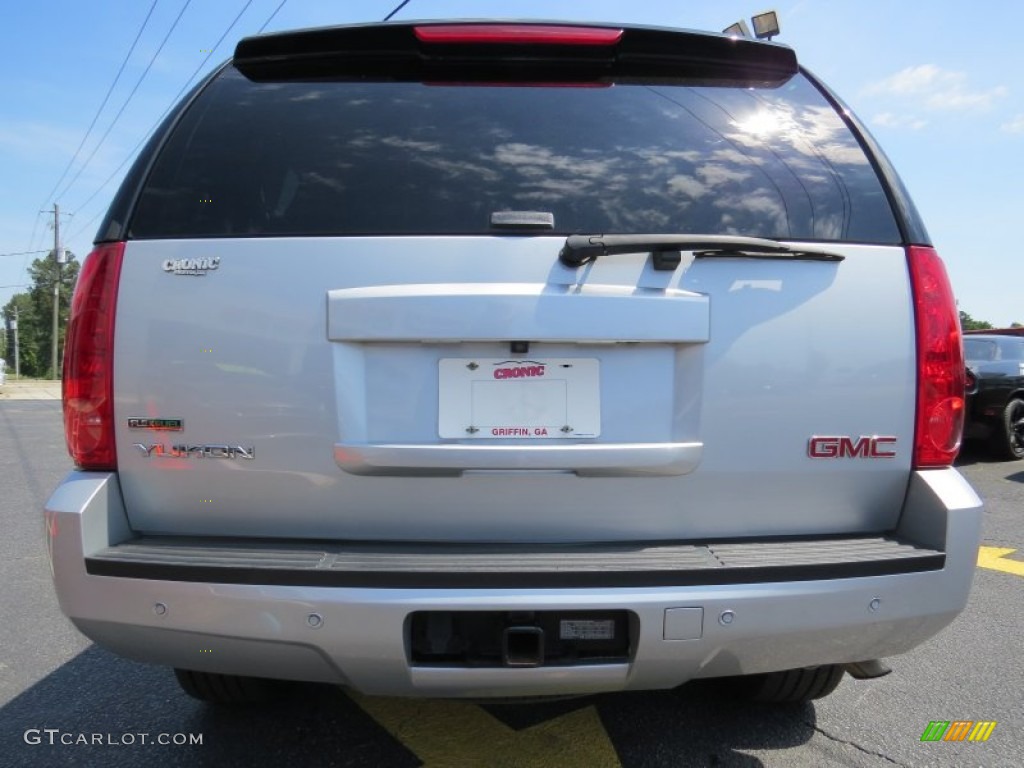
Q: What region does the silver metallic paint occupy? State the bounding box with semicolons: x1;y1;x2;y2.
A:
111;238;916;541
46;468;982;697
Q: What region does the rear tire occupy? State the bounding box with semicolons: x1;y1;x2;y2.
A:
991;398;1024;460
725;665;845;704
173;668;276;704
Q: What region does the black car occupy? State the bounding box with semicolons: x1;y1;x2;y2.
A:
964;334;1024;459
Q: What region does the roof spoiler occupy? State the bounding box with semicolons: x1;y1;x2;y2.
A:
233;21;798;87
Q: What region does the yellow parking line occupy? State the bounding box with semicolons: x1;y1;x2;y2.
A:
348;691;621;768
977;547;1024;577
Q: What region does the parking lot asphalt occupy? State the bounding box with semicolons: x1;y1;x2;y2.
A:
1;397;1020;767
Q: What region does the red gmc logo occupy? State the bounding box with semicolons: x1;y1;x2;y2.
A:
808;436;897;458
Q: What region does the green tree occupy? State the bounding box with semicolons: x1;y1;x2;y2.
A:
959;310;992;331
1;251;79;378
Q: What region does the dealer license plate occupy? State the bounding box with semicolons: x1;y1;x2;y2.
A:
438;358;600;439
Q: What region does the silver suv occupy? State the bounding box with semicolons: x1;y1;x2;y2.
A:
47;21;981;705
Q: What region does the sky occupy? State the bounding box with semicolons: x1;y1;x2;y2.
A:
1;0;1021;325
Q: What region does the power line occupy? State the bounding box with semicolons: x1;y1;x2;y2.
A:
56;0;194;202
0;250;50;259
258;0;288;33
36;0;160;212
67;210;106;245
24;212;44;252
382;0;409;21
68;0;288;242
147;0;255;127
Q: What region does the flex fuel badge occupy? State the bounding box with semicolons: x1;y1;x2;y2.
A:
127;417;183;431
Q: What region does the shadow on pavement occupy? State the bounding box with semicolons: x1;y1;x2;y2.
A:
2;646;815;767
957;441;1024;480
954;442;985;467
486;680;816;767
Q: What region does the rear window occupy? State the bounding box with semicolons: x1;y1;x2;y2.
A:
965;339;998;361
1005;341;1024;360
129;67;900;242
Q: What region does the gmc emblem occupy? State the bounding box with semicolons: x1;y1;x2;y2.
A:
808;436;897;459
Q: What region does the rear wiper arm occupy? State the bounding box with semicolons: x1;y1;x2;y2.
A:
559;234;844;269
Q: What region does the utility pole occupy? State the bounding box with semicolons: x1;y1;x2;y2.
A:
12;304;20;379
50;203;62;380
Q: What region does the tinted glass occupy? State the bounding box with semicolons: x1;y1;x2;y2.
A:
964;339;998;361
130;67;900;242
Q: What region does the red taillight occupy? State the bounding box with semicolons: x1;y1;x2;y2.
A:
907;245;964;468
414;24;624;46
964;368;978;396
63;242;124;470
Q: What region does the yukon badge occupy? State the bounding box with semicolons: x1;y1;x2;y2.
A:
134;443;254;460
162;256;220;276
808;436;897;459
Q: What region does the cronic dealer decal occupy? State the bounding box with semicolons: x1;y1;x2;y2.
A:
162;257;219;276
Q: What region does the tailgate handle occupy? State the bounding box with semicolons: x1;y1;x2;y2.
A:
334;442;702;477
327;283;709;344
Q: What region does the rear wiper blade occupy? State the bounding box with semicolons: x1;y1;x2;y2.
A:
559;234;844;269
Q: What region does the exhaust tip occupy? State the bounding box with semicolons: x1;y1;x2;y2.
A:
844;659;892;680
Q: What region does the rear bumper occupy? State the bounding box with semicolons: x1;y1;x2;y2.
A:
45;469;982;697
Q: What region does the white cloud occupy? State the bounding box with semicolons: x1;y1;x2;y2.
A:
866;64;945;96
696;164;750;185
864;65;1007;111
666;175;707;199
930;86;1008;110
491;143;616;179
1001;115;1024;134
380;137;442;152
711;148;756;165
872;112;928;131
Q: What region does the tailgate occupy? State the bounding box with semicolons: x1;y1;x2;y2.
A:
113;238;915;541
105;22;917;542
